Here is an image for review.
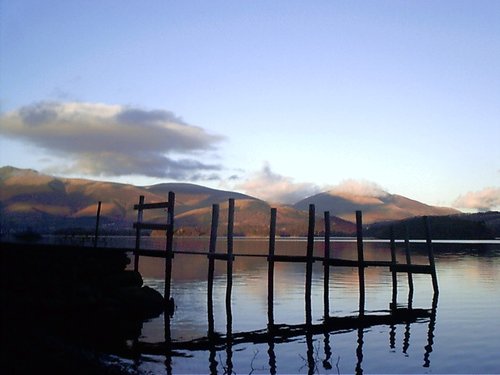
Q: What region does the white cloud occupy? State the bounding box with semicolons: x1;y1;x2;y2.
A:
453;187;500;211
235;163;324;204
0;101;224;180
328;179;388;198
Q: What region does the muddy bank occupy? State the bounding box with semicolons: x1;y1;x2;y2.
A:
0;242;165;374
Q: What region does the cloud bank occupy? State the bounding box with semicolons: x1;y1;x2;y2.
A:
327;179;389;198
453;187;500;211
235;163;324;204
236;164;393;204
0;102;223;180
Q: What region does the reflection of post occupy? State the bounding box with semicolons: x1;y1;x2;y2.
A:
323;211;331;319
390;226;397;309
423;216;439;295
208;347;218;375
267;338;277;375
323;332;332;371
403;322;411;354
356;211;365;317
268;208;277;328
389;324;396;349
164;313;172;375
405;225;414;308
305;204;315;326
355;327;364;375
423;293;439;368
226;307;233;375
207;204;219;335
306;331;316;375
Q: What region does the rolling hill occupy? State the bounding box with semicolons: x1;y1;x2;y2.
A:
293;190;459;224
0;166;355;236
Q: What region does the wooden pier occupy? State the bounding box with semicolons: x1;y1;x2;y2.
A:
129;191;442;372
132;192;439;324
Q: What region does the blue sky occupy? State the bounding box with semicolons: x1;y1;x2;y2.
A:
1;1;499;210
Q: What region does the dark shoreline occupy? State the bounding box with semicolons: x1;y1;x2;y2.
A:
0;242;165;374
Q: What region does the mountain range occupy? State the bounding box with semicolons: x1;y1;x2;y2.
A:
0;166;471;237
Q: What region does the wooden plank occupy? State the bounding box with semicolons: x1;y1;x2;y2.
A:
305;204;315;325
323;211;331;318
93;201;101;248
134;201;170;210
390;226;398;309
165;191;175;303
134;195;144;272
207;203;219;336
133;222;170;231
424;216;439;294
268;207;277;327
356;210;365;316
208;253;234;261
226;198;235;323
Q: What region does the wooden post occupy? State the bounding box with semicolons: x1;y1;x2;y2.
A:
226;198;235;323
134;195;144;272
390;226;397;309
267;207;277;328
93;201;102;248
305;204;315;326
323;211;331;319
165;192;175;304
207;204;219;335
423;216;439;295
404;225;414;308
356;211;365;316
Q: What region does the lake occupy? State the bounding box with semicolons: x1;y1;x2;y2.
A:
47;236;500;373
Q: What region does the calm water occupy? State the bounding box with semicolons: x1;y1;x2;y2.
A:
41;236;500;373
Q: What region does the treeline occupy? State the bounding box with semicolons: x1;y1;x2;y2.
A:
366;212;499;240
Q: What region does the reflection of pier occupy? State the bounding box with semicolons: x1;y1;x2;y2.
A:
130;192;440;373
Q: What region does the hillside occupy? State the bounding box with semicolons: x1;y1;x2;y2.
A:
0;166;355;236
294;190;459;224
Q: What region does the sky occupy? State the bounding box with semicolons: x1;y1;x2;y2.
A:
1;0;499;211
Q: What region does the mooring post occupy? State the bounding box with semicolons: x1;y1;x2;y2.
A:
423;216;439;295
390;226;397;310
404;224;414;308
93;201;101;248
207;204;219;334
226;198;235;323
356;210;365;316
267;207;277;328
323;211;331;319
305;204;315;326
134;195;144;272
165;191;175;304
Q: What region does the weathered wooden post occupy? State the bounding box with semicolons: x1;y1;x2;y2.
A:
323;211;331;319
226;198;235;323
305;204;315;326
404;224;414;308
356;211;365;316
93;201;102;248
267;207;277;328
390;226;397;309
423;216;439;295
165;191;175;305
207;204;219;334
134;195;144;272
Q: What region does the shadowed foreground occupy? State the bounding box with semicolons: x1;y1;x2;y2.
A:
0;243;165;374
